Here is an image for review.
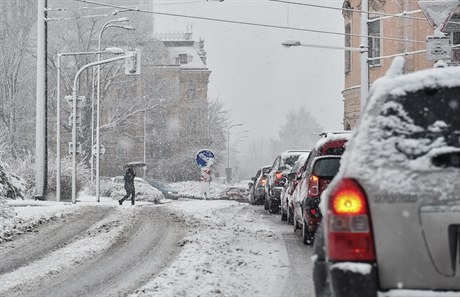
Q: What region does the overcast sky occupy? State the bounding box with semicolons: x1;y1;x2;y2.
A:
147;0;345;141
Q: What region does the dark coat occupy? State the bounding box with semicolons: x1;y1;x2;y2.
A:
124;169;136;192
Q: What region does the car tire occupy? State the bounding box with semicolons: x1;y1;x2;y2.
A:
302;220;314;246
281;208;287;221
269;199;279;214
293;212;298;232
287;206;294;225
264;198;269;210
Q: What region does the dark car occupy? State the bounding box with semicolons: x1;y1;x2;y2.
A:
249;165;271;205
313;59;460;297
145;179;179;200
265;150;309;214
293;132;351;245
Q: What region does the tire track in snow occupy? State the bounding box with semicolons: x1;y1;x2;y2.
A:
0;206;114;274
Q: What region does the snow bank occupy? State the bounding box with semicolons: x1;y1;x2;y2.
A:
170;181;228;199
99;180;164;203
132;200;289;297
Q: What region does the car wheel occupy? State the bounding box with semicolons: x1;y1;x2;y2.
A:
293;212;298;232
313;222;331;297
264;198;269;210
302;220;314;246
281;208;287;221
268;199;273;214
271;202;279;214
287;206;294;225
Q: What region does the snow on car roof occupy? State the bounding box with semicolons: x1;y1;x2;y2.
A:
338;57;460;199
314;131;353;150
280;150;310;158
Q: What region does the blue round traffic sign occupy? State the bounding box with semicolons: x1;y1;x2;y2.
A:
196;149;215;168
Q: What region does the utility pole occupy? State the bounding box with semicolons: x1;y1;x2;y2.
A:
360;0;369;112
35;0;48;200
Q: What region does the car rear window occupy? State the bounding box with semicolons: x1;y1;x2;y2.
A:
313;158;341;178
283;155;301;167
325;146;345;155
381;86;460;161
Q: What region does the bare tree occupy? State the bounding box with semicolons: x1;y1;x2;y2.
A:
0;0;37;158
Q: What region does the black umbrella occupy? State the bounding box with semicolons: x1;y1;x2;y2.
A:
123;161;146;169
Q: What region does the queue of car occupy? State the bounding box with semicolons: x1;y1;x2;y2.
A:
247;60;460;296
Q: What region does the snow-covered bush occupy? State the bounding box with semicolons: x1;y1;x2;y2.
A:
46;156;91;201
5;154;90;200
171;181;228;200
99;179;164;204
0;160;22;242
0;160;26;200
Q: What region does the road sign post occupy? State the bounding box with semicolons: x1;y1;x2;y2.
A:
419;0;458;62
426;36;452;60
196;149;215;200
419;0;458;32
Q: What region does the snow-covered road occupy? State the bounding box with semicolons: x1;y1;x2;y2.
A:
0;199;316;297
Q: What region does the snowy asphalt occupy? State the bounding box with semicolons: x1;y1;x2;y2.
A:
0;201;316;297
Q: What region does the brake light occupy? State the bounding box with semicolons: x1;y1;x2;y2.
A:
307;175;319;197
261;178;267;186
275;171;283;180
327;178;375;261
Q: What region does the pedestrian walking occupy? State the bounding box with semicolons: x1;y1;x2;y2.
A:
119;168;136;205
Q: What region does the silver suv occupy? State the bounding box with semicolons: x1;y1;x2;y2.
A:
313;59;460;297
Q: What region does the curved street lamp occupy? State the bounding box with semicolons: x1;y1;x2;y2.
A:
96;18;135;203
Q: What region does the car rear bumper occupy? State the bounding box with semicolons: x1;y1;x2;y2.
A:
255;187;265;197
329;262;378;297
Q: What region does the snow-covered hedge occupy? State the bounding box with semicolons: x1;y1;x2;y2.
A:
99;180;164;204
170;181;228;200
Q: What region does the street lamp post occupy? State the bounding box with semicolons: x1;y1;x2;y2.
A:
70;52;135;204
56;48;124;202
226;123;243;184
96;18;134;203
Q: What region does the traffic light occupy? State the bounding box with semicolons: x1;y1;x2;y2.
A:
124;49;141;75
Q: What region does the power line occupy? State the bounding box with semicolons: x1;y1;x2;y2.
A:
73;0;426;44
269;0;460;25
269;0;426;21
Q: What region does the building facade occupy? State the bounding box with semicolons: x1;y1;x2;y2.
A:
341;0;459;130
100;33;211;178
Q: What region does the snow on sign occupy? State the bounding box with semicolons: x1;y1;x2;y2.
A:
426;36;451;60
418;0;458;32
195;149;215;168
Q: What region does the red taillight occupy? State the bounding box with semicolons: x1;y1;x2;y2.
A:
327;178;375;261
275;171;283;180
307;175;319;197
261;178;267;186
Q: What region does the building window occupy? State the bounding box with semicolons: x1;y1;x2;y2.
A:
179;53;187;64
345;23;351;74
187;82;196;100
368;18;381;66
452;31;460;63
